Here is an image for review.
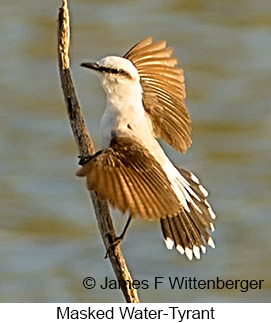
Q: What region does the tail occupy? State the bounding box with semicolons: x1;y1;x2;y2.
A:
160;167;216;260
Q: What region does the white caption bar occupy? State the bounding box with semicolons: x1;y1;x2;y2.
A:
0;303;268;322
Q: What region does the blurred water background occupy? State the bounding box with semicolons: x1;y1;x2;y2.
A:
0;0;270;302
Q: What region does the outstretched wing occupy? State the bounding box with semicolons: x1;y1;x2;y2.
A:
124;37;191;153
77;136;180;219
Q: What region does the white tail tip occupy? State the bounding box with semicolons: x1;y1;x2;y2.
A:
209;208;216;220
191;173;200;184
201;245;206;254
165;237;174;250
199;184;208;197
176;244;185;254
193;246;201;260
210;223;215;232
208;237;216;249
185;247;193;260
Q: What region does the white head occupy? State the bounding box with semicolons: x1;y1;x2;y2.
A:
81;56;141;97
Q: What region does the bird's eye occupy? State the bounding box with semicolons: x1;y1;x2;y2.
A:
112;68;121;74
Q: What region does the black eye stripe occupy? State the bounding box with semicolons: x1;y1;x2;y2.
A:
99;66;117;73
111;68;121;74
100;66;117;73
100;66;131;78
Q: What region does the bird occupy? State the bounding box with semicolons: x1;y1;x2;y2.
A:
77;36;216;260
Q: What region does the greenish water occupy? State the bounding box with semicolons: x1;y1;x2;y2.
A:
0;0;270;302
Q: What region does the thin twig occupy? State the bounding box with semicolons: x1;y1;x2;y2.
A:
57;0;139;303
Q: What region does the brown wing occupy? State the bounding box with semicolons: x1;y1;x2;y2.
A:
76;137;180;219
124;37;191;153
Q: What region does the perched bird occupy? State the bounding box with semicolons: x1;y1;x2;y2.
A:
78;37;216;260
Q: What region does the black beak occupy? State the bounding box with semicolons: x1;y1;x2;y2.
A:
80;62;101;71
80;62;126;77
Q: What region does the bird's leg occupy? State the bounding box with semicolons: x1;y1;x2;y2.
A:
105;215;132;258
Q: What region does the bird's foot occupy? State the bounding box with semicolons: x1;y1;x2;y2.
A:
104;234;124;259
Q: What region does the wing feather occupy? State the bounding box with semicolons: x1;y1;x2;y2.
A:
77;137;181;219
124;37;191;153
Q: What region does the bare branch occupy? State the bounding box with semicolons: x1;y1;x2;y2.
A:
57;0;139;303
